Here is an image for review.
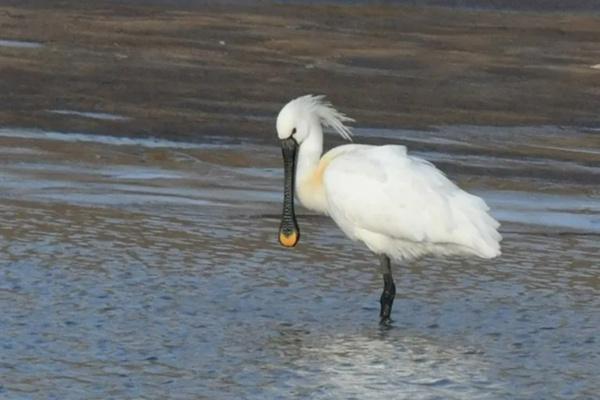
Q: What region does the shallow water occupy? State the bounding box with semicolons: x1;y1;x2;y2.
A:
0;127;599;399
0;39;43;49
46;110;131;122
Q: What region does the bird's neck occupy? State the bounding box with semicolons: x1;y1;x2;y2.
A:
297;127;323;181
295;125;329;214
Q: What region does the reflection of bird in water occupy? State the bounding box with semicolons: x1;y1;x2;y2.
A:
276;95;501;323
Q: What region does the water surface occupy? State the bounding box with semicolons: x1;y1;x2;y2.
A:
0;39;43;49
0;126;598;399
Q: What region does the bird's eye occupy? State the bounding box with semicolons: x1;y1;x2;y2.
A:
291;128;297;135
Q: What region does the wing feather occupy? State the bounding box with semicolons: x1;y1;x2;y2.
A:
323;145;501;258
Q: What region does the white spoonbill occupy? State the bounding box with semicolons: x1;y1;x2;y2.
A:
276;95;501;323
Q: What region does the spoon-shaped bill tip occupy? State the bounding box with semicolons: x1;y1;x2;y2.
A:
278;229;299;247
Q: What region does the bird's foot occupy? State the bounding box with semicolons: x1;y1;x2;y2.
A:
379;297;394;325
378;257;396;326
379;285;395;322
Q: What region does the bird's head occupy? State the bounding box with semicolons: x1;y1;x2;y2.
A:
276;94;354;145
276;95;354;248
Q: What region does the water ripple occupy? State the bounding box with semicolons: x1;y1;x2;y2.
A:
0;127;598;399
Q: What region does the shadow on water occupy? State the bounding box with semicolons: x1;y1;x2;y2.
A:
0;127;598;399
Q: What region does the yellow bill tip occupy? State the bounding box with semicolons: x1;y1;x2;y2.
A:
279;230;299;247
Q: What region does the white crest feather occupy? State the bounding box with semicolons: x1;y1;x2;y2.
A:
298;94;355;141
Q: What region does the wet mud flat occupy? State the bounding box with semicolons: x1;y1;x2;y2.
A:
1;0;600;140
0;128;598;399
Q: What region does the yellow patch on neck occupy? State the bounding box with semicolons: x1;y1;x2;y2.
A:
305;153;335;189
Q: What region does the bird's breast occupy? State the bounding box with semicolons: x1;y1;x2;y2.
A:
296;158;331;214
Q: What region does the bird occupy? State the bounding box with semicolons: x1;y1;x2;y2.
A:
276;95;501;324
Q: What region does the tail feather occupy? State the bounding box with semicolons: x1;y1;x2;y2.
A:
451;192;502;259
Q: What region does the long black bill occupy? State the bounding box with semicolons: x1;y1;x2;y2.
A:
278;137;300;247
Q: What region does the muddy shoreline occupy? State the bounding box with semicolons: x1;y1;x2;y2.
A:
1;1;599;141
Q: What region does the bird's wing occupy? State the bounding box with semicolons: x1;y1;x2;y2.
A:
323;145;501;257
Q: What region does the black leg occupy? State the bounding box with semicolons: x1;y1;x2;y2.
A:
379;254;396;324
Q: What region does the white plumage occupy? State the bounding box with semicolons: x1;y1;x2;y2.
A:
324;144;501;260
276;95;502;262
